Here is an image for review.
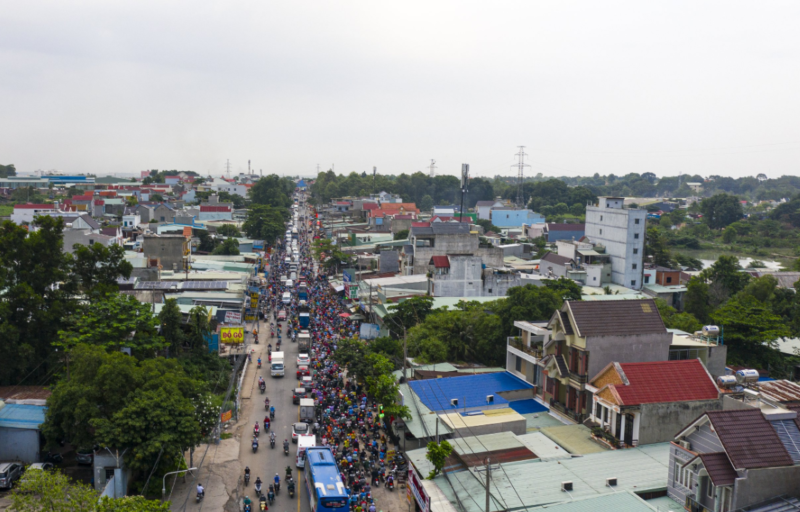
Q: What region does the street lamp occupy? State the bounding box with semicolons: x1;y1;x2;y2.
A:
162;468;197;497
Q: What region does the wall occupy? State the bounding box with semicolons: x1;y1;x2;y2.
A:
547;229;586;243
638;399;722;445
198;210;233;221
391;217;413;234
587;332;672;379
733;465;800;510
667;444;697;505
62;230;113;254
432;255;483;297
585;205;646;290
379;250;399;274
411;233;503;274
705;345;728;378
143;235;186;272
0;428;39;463
490;210;545;228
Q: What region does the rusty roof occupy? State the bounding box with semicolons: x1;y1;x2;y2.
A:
0;386;52;401
706;409;794;470
566;299;666;337
697;453;737;486
758;380;800;404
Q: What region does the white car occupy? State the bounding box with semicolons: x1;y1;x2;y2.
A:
297;354;310;366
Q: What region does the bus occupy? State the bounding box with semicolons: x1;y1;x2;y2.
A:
303;447;348;512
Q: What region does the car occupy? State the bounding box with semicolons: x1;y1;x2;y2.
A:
292;422;310;443
19;463;54;487
297;354;310;366
296;365;310;378
292;388;309;404
75;449;94;466
0;462;23;489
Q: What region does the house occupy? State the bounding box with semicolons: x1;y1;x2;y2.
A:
70;194;94;211
489;208;545;229
10;203;58;224
584;197;646;290
164;175;181;185
432;205;456;216
405;222;503;275
71;214;101;232
91;199;105;217
62;230;118;254
93;449;131;497
668;409;800;511
198;205;233;221
506;321;549;390
642;283;687;311
475;199;505;220
0;387;49;463
428;254;522;297
588;359;720;447
543;223;586;243
142;234;188;271
686;182;704;193
122;213;141;228
132;204;154;223
538;251;574;278
152;203;176;223
378;202;420;215
541;299;673;422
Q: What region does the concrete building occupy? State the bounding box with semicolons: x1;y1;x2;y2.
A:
489;208;545;229
71;214;101;232
588;359;720;447
668;409;800;511
405;223;503;275
584;197;646;290
131;204;154;223
541;299;673;423
538;251;574;278
10;203;60;224
122;213;141;228
143;234;188;272
62;230;118;254
475;199;505;221
543;223;586;243
506;321;549;390
428;255;522;297
198;205;233;221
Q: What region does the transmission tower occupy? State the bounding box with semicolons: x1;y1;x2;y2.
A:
429;159;437;178
512;146;530;207
225;159;231;180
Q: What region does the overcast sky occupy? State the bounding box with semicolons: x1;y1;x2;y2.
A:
2;1;799;179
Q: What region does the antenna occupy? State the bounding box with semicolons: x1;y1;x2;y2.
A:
226;159;231;180
373;166;377;189
248;159;251;174
459;164;470;220
429;159;437;178
512;146;530;207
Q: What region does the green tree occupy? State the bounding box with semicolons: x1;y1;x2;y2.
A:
384;296;435;337
685;278;713;323
722;226;737;244
393;229;409;241
186;306;212;353
56;293;166;356
711;294;790;366
243;205;289;246
70;242;133;295
150;193;164;202
700;194;743;229
425;440;453;479
475;219;501;234
420;195;434;212
216;224;242;237
699;255;750;300
211;237;240;255
159;299;185;354
0;163;17;178
645;227;674;267
249;175;294;208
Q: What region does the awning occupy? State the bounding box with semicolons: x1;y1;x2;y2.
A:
339;312;351;318
332;285;344;293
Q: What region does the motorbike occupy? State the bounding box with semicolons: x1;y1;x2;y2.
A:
252;441;258;453
267;490;275;505
254;426;260;437
270;409;275;420
245;472;250;486
387;479;395;491
245;504;252;512
288;481;295;498
255;482;263;497
257;361;262;369
264;399;270;411
284;444;289;456
270;438;275;449
196;490;204;503
259;495;268;510
260;382;266;394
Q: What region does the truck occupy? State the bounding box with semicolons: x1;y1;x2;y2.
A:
298;283;308;302
298;331;311;352
270;351;285;377
299;398;315;422
299;312;310;329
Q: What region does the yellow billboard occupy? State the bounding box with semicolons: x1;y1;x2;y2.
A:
220;327;245;344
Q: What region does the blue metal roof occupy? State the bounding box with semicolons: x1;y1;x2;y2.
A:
408;372;533;412
0;403;46;430
509;399;548;415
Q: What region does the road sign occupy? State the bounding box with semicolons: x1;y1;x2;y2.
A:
220;327;244;344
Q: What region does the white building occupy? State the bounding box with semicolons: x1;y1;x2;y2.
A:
122;213;141;228
584;197;646;290
10;203;73;224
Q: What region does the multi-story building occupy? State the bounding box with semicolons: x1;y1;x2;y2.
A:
584;197;646;290
403;222;503;275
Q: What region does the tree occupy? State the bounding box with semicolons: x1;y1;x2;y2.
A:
420;195;434;212
393;229;409;241
43;345;208;473
186;306;212;353
384;296;435;337
0;163;17;178
711;294;790;366
56;293;166;356
243;205;289;246
699;255;750;299
159;299;185;354
425;440;453;479
216;224;242;237
150;193;164;202
10;466;171;511
70;242;133;295
685;278;713;323
211;237;240;255
645;227;674;267
475;219;501;234
492;284;567;337
700;194;743;229
249;175;294;208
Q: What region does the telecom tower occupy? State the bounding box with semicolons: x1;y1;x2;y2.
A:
512;146;530;207
429;159;437;178
459;163;470;219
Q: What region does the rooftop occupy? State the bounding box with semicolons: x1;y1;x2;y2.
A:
0;403;46;429
705;409;794;469
596;360;719;406
407;372;532;412
541;251;573;266
757;380;800;404
566;299;666;337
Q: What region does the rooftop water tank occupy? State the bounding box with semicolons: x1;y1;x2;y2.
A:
717;375;737;389
703;325;721;336
735;369;759;385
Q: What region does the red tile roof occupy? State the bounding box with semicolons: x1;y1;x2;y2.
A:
72;194;93;201
393;214;416;220
431;256;450;268
14;203;54;209
610;360;719;405
94;199;105;205
200;205;231;212
706;409;794;469
362;203;379;210
697;453;737;486
412;222;431;228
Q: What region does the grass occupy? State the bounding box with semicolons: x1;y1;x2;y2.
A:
220;433;233;440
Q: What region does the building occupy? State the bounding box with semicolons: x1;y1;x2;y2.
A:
71;214;101;232
122;213;141;229
543;223;586;243
584;197;646;290
10;203;59;224
668;409;800;511
475;199;505;220
62;230;119;254
506;321;549;390
489;208;545;229
588;359;720;447
198;205;233;221
538;251;574;278
0;387;49;463
428;255;522;297
541;299;673;422
142;234;188;271
405;222;503;275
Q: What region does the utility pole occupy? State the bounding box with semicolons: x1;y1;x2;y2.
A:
512;146;530;207
459;164;469;221
485;457;492;512
248;160;251;174
226;159;231;180
429;159;437;178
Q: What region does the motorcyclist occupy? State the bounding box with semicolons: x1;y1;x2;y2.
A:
255;476;263;494
257;357;262;367
270;406;275;419
274;473;281;492
268;343;272;352
254;422;260;435
283;439;290;453
259;494;268;510
270;431;276;445
264;416;270;431
196;483;205;497
244;495;252;507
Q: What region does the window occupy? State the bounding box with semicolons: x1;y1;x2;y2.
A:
89;239;95;245
631;280;636;286
634;218;640;224
632;264;637;270
515;356;522;372
666;276;672;283
644;275;650;283
600;215;603;221
599;229;603;235
707;480;715;498
675;463;682;486
634;233;639;239
593;277;597;281
633;248;638;254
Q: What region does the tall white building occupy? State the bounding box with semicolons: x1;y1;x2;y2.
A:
584;197;646;290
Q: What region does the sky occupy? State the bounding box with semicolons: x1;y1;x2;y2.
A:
2;1;800;179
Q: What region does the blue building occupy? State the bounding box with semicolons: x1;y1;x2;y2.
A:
545;223;586;243
490;208;545;229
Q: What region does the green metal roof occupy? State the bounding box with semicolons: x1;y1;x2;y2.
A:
529;491;657;511
539;424;609;455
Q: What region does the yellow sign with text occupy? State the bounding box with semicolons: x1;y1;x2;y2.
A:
220;327;245;344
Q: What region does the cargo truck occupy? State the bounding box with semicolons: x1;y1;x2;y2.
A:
298;331;311;352
299;312;310;329
271;351;285;377
299;398;315;422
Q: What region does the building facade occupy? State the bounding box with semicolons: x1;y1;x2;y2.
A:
584;197;646;290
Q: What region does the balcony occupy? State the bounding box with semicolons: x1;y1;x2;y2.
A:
549;400;586;423
569;371;588;384
507;337;543;359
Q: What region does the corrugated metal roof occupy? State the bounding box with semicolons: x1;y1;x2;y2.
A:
528;491;655;512
516;432;572;462
408;372;532;412
697;452;737;486
397;383;453;440
0;403;46;429
539;424;609;455
758;380;800;404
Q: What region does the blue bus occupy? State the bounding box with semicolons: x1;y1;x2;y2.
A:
304;447;348;512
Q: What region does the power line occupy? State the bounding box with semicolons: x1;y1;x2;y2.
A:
512;146;530;207
429;159;437;178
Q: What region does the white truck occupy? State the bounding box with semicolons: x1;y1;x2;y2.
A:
299;398;315;422
296;435;316;468
271;351;285;377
